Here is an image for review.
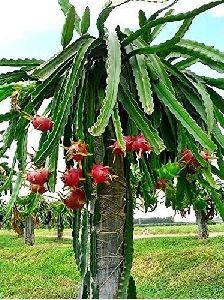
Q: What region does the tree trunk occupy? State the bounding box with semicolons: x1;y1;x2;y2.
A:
92;130;127;299
57;213;64;240
195;209;209;239
24;215;35;246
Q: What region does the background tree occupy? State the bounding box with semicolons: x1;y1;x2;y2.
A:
1;0;224;298
162;171;218;239
50;201;71;240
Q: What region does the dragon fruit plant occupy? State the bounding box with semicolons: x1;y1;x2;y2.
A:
1;0;224;298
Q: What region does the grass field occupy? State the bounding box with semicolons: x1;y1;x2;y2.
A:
24;223;224;238
0;228;224;298
134;223;224;235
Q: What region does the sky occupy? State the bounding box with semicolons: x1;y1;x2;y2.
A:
1;0;224;221
0;0;224;59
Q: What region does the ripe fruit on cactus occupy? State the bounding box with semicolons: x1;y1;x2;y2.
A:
90;163;111;184
132;134;152;156
181;148;200;168
63;168;84;187
156;178;168;190
181;149;194;164
200;150;212;161
32;115;53;132
27;168;50;185
30;184;46;194
66;140;89;162
109;135;135;156
64;189;85;209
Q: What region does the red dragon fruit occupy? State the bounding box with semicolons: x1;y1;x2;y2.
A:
32;115;53;132
109;135;135;156
181;149;200;168
30;184;46;194
132;134;152;156
90;163;111;184
64;189;85;209
66;140;89;162
181;149;194;164
63;168;84;187
27;168;50;185
199;150;211;162
155;178;168;190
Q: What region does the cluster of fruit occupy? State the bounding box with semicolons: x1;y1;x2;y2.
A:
109;134;152;157
27;115;112;208
27;114;154;209
26;163;112;209
155;148;212;191
181;148;210;170
28;114;213;206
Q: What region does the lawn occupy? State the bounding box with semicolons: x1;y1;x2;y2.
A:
27;223;224;238
0;229;224;298
0;231;80;299
134;223;224;235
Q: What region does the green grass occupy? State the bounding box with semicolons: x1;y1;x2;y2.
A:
0;231;80;299
133;236;224;299
34;228;72;237
134;223;224;235
33;224;224;237
0;229;224;298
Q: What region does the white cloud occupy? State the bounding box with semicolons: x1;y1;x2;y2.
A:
105;0;224;30
0;0;64;45
0;0;223;46
211;5;224;16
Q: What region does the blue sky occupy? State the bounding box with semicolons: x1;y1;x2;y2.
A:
0;1;224;61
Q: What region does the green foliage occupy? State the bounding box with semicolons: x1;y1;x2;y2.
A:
0;154;16;194
75;74;87;140
148;9;174;43
126;44;154;114
31;37;88;81
129;17;194;56
58;0;71;15
61;6;77;48
5;172;23;218
1;0;224;297
112;104;125;151
96;1;113;37
0;70;29;85
154;79;216;152
72;210;81;268
0;112;15;122
80;7;90;35
89;31;121;136
0;84;15;101
0;58;43;67
48;141;60;192
127;275;137;299
123;0;224;46
79;209;88;276
34;37;94;166
176;39;224;73
201;76;224;90
119;77;165;154
157;161;182;180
